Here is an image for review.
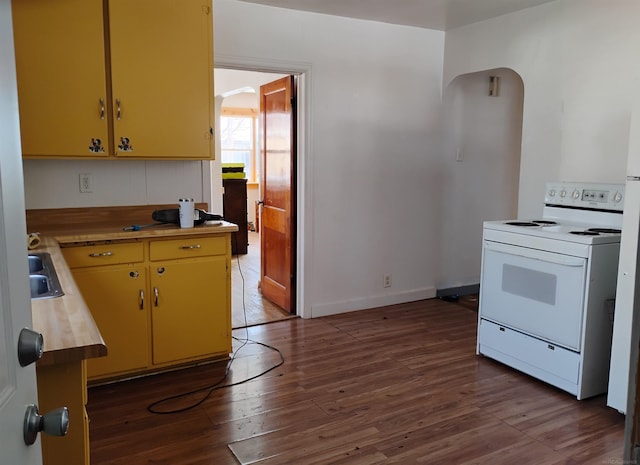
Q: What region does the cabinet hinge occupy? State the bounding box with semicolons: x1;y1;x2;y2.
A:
202;5;211;15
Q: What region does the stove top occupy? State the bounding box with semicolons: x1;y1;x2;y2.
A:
483;182;625;246
484;219;622;245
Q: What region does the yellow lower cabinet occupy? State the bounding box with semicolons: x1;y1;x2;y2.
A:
36;361;89;465
71;265;150;379
150;256;230;365
63;234;232;381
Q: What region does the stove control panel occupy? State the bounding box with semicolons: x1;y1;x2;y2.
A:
545;182;624;211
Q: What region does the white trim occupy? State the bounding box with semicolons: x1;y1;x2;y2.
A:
215;54;313;319
311;287;438;318
201;160;212;209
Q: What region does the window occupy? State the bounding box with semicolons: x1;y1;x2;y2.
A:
220;107;258;183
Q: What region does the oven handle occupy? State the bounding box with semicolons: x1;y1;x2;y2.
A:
484;241;586;267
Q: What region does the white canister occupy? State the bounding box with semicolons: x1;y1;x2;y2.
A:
178;198;195;228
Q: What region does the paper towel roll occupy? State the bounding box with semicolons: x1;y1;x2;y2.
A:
179;198;195;228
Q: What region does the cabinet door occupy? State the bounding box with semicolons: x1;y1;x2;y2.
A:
108;0;214;159
150;257;229;365
36;362;89;465
12;0;109;157
72;266;149;379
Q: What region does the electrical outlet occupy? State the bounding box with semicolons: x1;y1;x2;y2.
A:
79;173;93;193
383;273;392;288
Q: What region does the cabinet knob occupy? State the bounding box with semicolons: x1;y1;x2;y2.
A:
23;405;69;446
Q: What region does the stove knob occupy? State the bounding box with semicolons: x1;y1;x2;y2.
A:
572;189;580;199
560;190;567;198
548;189;556;197
613;191;623;203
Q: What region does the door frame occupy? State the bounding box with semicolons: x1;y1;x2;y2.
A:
214;54;312;320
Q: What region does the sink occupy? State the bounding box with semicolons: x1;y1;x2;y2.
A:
28;254;44;273
28;253;64;300
30;274;51;297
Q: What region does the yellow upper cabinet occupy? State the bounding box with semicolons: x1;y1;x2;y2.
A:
12;0;214;159
12;0;110;157
109;0;214;158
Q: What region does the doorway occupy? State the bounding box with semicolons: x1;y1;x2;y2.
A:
230;231;293;327
438;68;524;290
214;68;297;328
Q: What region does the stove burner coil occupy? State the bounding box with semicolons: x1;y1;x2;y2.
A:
506;221;539;227
586;228;621;234
533;220;558;225
570;231;600;236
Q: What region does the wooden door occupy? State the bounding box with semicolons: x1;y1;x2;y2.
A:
0;0;42;460
259;76;296;312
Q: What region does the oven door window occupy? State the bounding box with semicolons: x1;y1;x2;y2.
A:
480;240;587;350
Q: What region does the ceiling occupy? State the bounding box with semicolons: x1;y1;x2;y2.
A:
235;0;557;30
215;69;287;101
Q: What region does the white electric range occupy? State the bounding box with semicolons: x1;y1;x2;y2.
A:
476;181;624;399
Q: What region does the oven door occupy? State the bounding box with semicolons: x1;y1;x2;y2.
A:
480;240;587;350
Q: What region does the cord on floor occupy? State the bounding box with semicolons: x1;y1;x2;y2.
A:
146;231;285;414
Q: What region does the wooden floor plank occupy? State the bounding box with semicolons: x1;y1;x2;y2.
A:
87;298;625;464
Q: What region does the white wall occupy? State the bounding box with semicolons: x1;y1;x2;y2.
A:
213;0;446;316
23;159;206;209
444;0;640;218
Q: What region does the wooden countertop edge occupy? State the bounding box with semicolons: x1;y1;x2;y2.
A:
31;222;238;367
48;221;239;244
32;236;107;367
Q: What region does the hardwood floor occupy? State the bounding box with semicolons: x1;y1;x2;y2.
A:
231;231;293;329
87;298;625;464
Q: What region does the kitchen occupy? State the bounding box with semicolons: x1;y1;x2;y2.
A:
2;0;640;463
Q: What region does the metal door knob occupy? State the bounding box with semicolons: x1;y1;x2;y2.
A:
23;404;69;446
17;328;44;367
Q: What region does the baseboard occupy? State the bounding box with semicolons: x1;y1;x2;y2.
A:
310;287;437;318
436;283;480;299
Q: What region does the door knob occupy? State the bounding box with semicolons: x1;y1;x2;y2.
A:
23;404;69;445
17;328;44;367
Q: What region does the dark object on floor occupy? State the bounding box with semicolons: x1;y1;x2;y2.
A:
440;295;459;302
223;178;248;254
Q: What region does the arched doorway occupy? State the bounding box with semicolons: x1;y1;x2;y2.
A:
437;68;525;295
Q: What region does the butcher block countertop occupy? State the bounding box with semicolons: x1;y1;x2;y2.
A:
27;204;238;367
31;235;107;367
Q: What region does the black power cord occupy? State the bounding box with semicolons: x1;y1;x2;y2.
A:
147;230;285;415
